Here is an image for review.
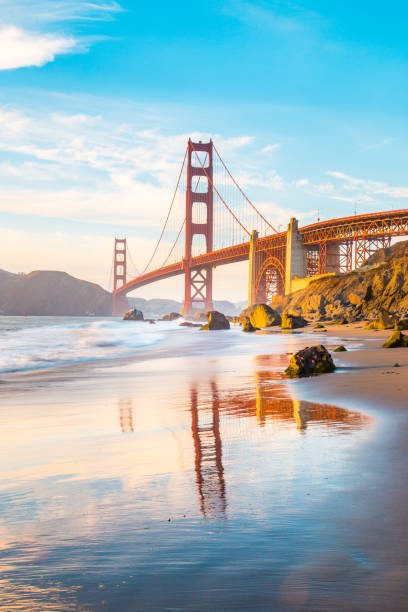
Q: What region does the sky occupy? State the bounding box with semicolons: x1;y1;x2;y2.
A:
1;0;408;301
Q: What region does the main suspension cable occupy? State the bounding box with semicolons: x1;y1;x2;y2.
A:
191;142;250;237
212;142;278;233
141;145;188;275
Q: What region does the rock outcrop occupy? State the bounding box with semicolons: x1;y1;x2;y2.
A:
123;308;144;321
200;311;230;330
334;345;347;352
382;331;408;348
240;315;258;332
285;345;336;377
281;240;408;321
162;312;182;321
240;303;281;328
281;313;307;329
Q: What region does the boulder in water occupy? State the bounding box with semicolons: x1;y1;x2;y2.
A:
241;315;258;332
285;345;336;377
333;345;347;352
240;303;281;328
200;310;230;330
123;308;144;321
162;312;181;321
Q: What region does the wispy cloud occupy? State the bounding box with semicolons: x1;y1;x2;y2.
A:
261;143;280;154
0;0;123;70
326;170;408;199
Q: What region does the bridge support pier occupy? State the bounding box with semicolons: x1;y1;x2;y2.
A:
285;218;306;295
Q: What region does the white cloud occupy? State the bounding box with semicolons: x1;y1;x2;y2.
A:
0;26;77;70
326;170;408;199
261;143;280;154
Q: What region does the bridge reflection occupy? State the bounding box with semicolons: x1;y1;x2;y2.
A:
118;364;369;519
190;382;227;519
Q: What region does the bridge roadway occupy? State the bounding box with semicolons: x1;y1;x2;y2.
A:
115;208;408;298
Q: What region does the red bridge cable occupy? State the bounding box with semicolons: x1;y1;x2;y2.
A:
190;143;250;237
212;142;278;234
126;242;141;277
141;145;188;275
161;217;186;268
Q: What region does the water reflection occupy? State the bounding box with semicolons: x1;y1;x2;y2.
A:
118;398;134;433
190;382;227;519
0;352;376;611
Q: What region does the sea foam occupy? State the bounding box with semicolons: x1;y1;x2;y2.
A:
0;318;172;373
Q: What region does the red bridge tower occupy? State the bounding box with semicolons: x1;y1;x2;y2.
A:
182;139;214;316
113;238;128;316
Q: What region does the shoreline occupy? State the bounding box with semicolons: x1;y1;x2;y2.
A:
1;319;406;414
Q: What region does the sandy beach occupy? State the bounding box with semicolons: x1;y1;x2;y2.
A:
1;319;408;611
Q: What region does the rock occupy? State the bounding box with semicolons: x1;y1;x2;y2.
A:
162;312;182;321
334;345;347;352
382;331;408;348
123;308;144;321
200;310;230;330
240;303;281;328
314;323;325;329
285;345;336;377
281;240;408;323
179;321;201;328
241;315;258;332
365;311;395;330
281;313;307;329
394;318;408;330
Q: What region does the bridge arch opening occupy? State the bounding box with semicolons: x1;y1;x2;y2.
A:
255;256;285;302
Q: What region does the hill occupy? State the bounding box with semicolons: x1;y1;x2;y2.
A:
281;240;408;321
0;270;112;316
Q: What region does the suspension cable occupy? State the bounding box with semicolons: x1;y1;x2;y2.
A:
141;145;188;274
161;218;186;268
191;142;250;236
212;142;278;233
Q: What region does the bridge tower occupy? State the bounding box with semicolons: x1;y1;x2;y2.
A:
112;238;128;316
182;139;214;316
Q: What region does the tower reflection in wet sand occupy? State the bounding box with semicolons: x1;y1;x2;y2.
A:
190;381;227;519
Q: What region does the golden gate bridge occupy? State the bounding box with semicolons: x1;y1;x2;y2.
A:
111;139;408;315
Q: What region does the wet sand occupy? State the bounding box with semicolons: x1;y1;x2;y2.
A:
1;323;408;611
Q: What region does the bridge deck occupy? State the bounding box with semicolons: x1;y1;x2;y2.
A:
116;209;408;296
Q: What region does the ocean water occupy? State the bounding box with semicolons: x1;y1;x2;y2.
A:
0;316;171;374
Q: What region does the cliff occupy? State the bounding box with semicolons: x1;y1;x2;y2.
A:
0;270;112;316
281;240;408;320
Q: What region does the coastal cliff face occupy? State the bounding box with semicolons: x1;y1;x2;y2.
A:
0;270;112;316
281;240;408;320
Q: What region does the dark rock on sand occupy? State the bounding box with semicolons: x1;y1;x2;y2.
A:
200;311;230;330
365;311;395;330
334;345;347;352
123;308;144;321
240;303;281;328
285;345;336;377
382;331;408;348
281;313;307;329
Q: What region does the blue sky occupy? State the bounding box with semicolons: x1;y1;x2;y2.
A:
1;0;408;300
